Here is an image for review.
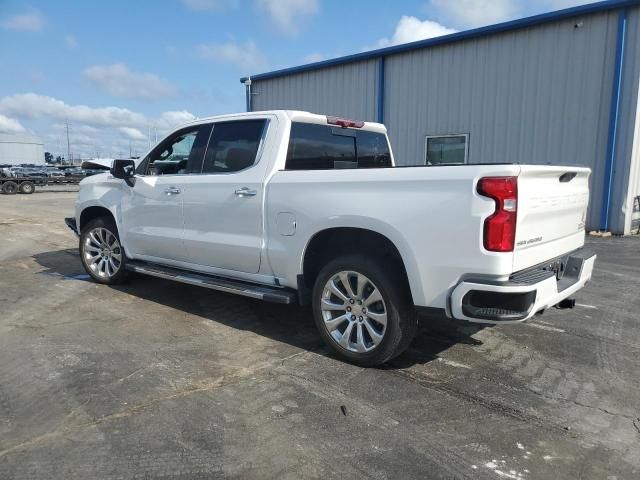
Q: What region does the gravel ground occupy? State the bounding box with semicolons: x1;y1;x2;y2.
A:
1;191;639;479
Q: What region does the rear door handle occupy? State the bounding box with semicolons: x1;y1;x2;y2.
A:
234;187;257;197
165;186;181;195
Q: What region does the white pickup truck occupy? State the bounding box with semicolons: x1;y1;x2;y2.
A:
66;110;596;366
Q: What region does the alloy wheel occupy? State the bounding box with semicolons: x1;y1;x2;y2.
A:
320;270;387;353
83;227;122;278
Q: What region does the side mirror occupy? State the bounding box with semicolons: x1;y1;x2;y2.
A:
111;159;136;186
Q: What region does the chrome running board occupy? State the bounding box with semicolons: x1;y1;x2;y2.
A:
125;261;296;304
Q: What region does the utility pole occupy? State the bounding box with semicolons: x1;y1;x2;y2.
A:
148;125;157;149
65;121;72;164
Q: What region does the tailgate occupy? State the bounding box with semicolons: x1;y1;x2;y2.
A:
513;165;591;271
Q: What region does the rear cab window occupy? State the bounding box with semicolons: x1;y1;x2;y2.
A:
285;122;391;170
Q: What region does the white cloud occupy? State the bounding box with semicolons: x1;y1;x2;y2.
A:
155;111;197;130
83;64;176;101
303;53;327;63
52;123;98;134
182;0;235;10
371;16;457;50
1;94;198;159
0;93;195;134
1;10;45;31
65;34;78;48
197;41;267;71
427;0;518;28
0;93;147;128
256;0;318;35
0;114;26;133
119;127;146;141
423;0;596;30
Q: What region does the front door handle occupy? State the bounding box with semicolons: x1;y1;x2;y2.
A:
234;187;257;197
165;186;181;195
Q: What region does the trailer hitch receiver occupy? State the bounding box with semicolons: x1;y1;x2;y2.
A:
555;298;576;310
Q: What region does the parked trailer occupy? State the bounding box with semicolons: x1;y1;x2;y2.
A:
0;175;85;194
0;176;48;194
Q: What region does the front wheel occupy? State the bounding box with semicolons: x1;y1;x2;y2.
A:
312;255;417;367
79;217;128;284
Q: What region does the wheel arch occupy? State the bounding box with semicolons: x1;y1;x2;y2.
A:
299;226;420;305
79;205;117;232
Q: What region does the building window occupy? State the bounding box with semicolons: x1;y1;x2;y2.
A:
425;134;468;166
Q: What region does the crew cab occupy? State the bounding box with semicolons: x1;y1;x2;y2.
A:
65;110;596;366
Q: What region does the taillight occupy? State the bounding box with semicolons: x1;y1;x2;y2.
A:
326;116;364;128
477;176;518;252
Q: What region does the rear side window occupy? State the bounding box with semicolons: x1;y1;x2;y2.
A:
285;122;391;170
202;120;266;173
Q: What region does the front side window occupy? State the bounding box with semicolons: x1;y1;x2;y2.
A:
201;120;266;173
425;135;468;166
139;124;212;175
285;122;391;170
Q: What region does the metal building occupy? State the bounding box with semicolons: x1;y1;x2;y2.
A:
241;0;640;234
0;133;45;166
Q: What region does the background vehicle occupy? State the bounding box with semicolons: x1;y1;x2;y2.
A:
0;165;76;192
45;167;66;178
66;111;596;366
65;167;86;177
83;168;107;177
0;175;46;194
9;166;45;178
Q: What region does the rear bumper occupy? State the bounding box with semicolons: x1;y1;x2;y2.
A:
65;217;79;237
449;248;596;323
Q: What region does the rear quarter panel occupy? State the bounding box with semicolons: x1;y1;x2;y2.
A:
265;164;522;309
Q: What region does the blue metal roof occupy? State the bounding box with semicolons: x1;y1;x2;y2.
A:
240;0;639;83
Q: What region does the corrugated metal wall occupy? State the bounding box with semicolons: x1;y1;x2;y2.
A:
615;7;640;233
251;59;378;121
384;10;620;231
250;7;640;233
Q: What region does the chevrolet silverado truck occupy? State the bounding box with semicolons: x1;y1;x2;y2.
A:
65;110;596;366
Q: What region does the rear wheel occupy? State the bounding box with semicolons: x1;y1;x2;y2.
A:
312;254;417;367
18;181;35;194
2;181;18;195
79;217;128;284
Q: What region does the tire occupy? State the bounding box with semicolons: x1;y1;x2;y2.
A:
312;254;417;367
2;181;19;195
79;216;128;285
18;181;35;194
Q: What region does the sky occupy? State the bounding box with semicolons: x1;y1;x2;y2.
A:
0;0;595;159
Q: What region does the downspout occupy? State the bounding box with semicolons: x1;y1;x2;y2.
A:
601;8;627;231
377;57;385;123
244;77;252;112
